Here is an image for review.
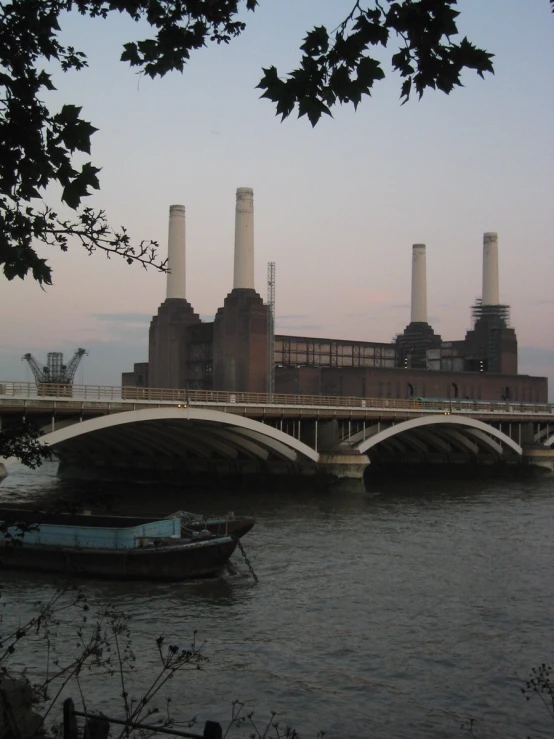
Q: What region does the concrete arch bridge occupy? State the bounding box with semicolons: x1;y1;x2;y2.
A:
39;405;554;490
338;415;522;467
43;407;321;485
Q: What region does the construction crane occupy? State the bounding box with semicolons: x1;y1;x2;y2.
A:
22;349;88;387
267;262;275;395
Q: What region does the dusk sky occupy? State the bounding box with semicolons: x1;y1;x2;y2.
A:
1;1;553;397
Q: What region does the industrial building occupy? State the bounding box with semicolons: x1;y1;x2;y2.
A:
122;189;547;404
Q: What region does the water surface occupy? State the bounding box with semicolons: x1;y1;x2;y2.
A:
1;461;552;738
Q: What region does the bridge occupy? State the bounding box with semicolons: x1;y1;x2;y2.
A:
1;382;553;489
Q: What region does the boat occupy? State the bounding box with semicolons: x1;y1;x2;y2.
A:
0;508;238;581
168;510;255;539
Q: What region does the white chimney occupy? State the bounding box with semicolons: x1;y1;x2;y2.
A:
166;204;186;299
411;244;427;323
233;187;254;289
482;232;499;305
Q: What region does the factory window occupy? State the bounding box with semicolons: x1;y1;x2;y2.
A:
386;382;392;398
406;383;414;399
378;381;383;398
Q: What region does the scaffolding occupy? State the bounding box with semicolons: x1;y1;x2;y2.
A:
471;299;511;328
266;262;275;395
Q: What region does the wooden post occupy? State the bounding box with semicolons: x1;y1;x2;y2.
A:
63;698;79;739
203;720;223;739
84;715;110;739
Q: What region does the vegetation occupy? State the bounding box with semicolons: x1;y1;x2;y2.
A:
1;0;523;286
0;587;322;737
0;422;51;469
0;586;552;736
0;588;206;736
522;663;554;725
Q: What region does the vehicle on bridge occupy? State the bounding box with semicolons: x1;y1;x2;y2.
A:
0;508;239;581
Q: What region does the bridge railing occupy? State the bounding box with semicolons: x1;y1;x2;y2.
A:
184;391;552;416
0;382;191;402
0;381;552;416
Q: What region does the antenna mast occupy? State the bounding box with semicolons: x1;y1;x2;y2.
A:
267;262;275;396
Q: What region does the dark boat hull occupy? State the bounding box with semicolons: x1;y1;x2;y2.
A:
0;538;237;581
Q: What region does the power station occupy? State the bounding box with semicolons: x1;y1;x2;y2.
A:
122;189;547;404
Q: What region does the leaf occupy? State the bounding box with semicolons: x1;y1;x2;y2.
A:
297;97;332;127
61;163;101;209
300;26;329;56
329;65;352;101
121;42;141;67
400;78;412;103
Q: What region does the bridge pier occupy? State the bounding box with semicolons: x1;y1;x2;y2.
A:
522;445;554;472
317;446;370;493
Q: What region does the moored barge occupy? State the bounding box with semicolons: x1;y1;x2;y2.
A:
0;508;237;581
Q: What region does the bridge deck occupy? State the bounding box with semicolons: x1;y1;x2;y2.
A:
0;382;552;423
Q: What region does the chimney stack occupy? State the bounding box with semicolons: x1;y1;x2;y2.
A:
233;187;254;289
166;204;186;299
482;232;499;305
411;244;427;323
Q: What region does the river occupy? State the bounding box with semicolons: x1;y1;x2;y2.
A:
1;460;553;738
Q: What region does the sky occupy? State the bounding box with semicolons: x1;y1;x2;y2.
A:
1;0;553;397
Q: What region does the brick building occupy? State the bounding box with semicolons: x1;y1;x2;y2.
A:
122;195;548;404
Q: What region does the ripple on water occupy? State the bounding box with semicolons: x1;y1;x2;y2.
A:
1;464;553;738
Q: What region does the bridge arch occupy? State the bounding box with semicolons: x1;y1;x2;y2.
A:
42;407;320;465
355;415;522;457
